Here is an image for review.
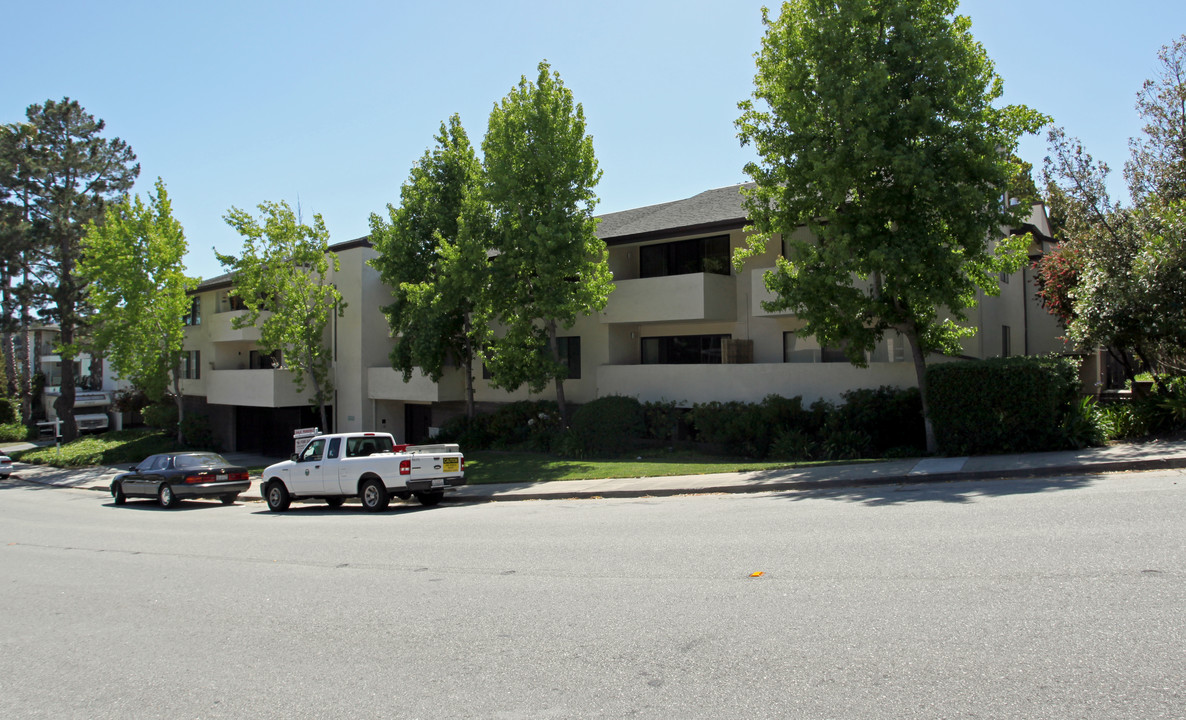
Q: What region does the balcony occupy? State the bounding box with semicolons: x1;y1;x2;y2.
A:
368;367;467;403
601;273;736;324
208;310;271;343
206;369;309;407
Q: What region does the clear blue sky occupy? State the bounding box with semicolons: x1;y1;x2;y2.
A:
4;0;1183;280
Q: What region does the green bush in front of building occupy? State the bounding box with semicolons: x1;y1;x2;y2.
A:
926;356;1085;455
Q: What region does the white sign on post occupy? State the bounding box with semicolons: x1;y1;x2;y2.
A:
293;427;320;456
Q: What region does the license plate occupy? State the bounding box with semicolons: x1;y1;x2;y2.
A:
216;474;228;481
443;458;459;472
432;478;444;488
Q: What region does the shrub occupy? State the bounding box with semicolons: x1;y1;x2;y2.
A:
436;415;494;450
832;386;924;455
565;395;645;457
180;413;216;449
1097;403;1148;441
0;421;29;442
1059;396;1104;449
643;400;684;442
768;428;817;460
927;356;1082;455
689;400;769;457
143;402;179;431
0;398;19;425
820;428;873;460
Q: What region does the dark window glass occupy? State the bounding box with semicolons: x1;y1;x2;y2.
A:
638;235;731;278
820;345;849;363
327;438;341;459
640;335;729;364
558;337;581;379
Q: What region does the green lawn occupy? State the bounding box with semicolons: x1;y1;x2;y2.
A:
12;429;181;468
462;449;868;485
8;430;876;483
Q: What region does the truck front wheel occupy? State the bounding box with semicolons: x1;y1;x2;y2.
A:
360;478;390;512
265;481;291;512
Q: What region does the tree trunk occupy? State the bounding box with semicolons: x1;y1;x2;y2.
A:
547;321;568;428
462;316;476;419
903;324;937;455
173;371;185;445
57;319;79;443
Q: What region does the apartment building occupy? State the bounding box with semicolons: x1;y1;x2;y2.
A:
182;184;1065;455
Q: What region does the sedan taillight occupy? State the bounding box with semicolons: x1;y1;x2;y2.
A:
184;474;206;484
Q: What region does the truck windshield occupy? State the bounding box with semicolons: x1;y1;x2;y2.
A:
346;435;394;458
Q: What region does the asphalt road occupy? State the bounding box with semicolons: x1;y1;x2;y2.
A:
1;471;1184;719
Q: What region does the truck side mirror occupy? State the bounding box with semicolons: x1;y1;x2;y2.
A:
291;453;299;462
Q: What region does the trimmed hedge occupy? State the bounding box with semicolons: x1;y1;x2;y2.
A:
926;356;1080;455
564;395;646;457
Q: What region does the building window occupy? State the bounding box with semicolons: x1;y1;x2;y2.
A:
641;334;729;364
639;235;731;278
249;349;282;369
183;297;201;326
1002;325;1011;357
181;350;200;380
557;336;581;380
820;343;849;363
783;331;819;363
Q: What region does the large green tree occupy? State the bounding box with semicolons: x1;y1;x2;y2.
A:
1040;35;1186;382
79;179;196;442
218;201;345;432
735;0;1046;452
0;99;139;441
369;115;490;419
481;61;614;426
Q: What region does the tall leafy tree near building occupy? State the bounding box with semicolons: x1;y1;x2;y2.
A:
79;179;196;443
369;114;490;419
734;0;1046;452
0;98;139;440
218;201;345;433
481;61;614;426
1039;34;1186;384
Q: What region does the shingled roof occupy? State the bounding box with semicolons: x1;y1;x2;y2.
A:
595;183;753;244
193;184;754;291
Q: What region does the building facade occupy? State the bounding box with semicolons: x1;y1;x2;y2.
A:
182;184;1066;455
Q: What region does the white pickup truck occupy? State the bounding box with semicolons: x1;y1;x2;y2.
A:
260;432;465;512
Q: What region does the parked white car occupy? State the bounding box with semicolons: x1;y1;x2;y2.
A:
261;432;465;512
0;453;12;478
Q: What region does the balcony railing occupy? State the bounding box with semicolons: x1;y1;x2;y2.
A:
601;273;736;324
206;368;309;407
368;367;467;403
208;309;270;343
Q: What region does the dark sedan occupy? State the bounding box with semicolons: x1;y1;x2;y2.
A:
111;452;250;508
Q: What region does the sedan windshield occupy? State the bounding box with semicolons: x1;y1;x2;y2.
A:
174;453;231;469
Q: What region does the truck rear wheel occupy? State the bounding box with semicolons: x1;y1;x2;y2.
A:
360;478;390;512
416;490;444;507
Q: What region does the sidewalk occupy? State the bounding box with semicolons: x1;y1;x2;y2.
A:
4;437;1186;503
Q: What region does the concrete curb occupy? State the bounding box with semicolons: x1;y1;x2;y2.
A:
5;444;1186;505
